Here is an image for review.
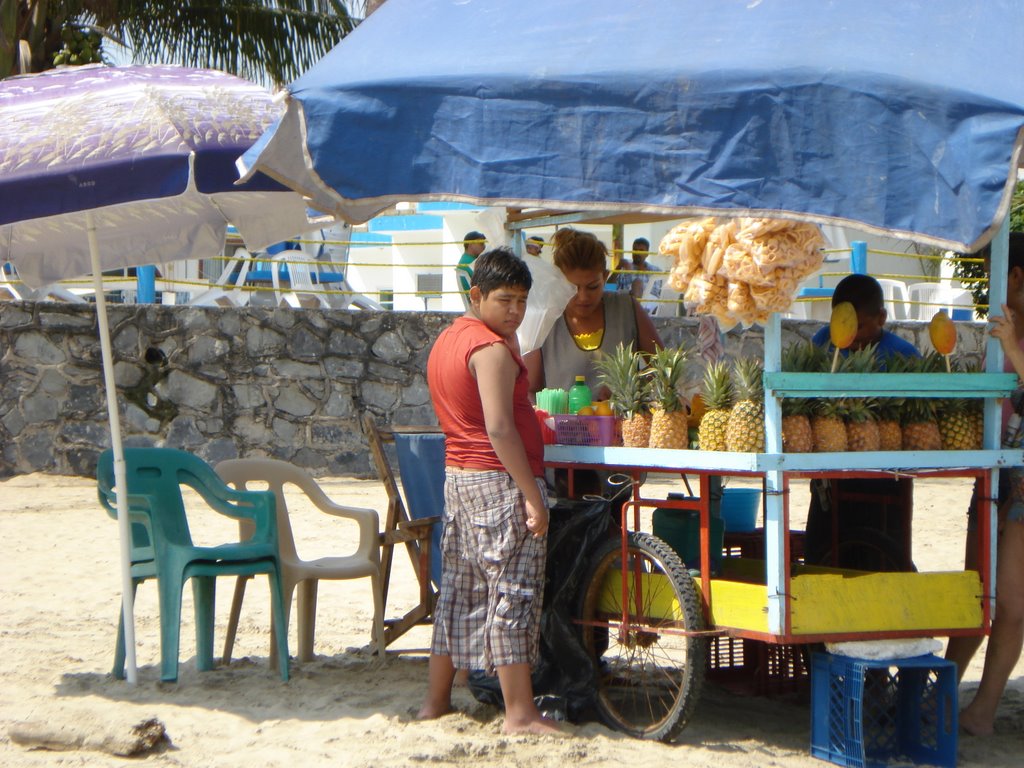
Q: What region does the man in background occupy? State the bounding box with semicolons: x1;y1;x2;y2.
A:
524;235;544;257
455;230;487;306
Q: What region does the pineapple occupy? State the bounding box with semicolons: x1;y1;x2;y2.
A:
902;398;943;450
811;398;849;452
647;346;691;449
845;398;881;451
594;342;652;448
936;360;982;450
780;341;823;454
936;397;979;450
697;360;734;451
839;345;880;452
901;354;944;451
876;351;914;451
726;357;765;453
876;397;905;451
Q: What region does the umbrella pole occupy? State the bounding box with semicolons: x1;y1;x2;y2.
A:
87;212;138;685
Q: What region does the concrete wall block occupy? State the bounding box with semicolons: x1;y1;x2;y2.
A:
0;306;33;328
272;417;300;443
273;360;323;379
22;390;59;422
38;310;94;329
13;332;65;364
273;387;317;417
361;380;400;410
323;358;365;380
232;383;268;410
167;415;205;447
187;334;231;367
326;331;368;357
163;370;219;409
324;386;355;418
372;330;411;362
287;326;327;359
245;325;287;356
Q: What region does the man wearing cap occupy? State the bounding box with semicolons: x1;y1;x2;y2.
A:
524;235;544;257
456;230;487;305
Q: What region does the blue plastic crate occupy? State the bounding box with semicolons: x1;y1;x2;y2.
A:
810;652;957;768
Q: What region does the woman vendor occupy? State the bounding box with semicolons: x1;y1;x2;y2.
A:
524;227;662;398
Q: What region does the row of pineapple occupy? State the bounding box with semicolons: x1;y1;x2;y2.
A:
595;340;983;453
769;341;982;454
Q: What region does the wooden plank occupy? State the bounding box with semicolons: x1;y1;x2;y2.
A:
789;570;982;635
764;371;1017;398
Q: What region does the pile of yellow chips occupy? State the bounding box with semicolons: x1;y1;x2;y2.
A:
659;217;826;328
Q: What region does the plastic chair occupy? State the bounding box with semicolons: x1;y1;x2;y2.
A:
271;250;332;309
97;447;290;682
189;249;253;307
907;282;946;320
875;278;911;321
216;458;384;665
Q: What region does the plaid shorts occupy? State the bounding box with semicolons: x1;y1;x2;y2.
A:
430;469;547;673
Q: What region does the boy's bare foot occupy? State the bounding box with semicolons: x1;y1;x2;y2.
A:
959;707;994;737
501;716;565;736
417;698;453;720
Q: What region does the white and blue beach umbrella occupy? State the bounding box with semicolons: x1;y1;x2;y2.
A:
241;0;1024;253
0;64;328;683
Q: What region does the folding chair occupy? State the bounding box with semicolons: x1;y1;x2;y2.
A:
362;413;442;648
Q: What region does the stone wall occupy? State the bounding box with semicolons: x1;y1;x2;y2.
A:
0;301;988;479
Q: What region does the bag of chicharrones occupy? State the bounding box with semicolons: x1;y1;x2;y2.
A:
516;254;577;356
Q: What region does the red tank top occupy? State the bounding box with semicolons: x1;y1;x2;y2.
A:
427;317;544;475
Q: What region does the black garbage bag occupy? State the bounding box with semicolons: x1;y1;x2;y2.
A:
468;496;613;722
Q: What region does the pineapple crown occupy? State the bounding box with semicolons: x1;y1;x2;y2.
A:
732;357;764;403
594;342;650;417
701;359;734;410
646;345;690;412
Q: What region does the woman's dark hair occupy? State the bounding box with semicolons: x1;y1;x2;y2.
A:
471;247;532;294
552;227;608;273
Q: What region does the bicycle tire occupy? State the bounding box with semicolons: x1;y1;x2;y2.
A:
577;531;707;741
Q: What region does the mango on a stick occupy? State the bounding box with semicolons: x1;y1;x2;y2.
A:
829;301;858;372
929;309;956;371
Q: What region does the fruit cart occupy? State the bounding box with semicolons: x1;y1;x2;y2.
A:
543;305;1023;742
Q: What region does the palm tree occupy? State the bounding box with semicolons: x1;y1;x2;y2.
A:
1;1;360;84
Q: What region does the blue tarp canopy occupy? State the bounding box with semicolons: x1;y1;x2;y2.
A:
241;0;1024;252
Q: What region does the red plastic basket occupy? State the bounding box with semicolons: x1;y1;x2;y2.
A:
552;415;621;446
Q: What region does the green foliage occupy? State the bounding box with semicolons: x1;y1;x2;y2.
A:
3;1;358;86
951;178;1024;318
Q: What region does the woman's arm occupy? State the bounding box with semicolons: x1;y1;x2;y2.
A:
523;348;546;395
632;297;664;354
990;304;1024;381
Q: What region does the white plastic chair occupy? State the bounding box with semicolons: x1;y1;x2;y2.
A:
216;458;385;665
1;262;87;302
907;282;947;321
189;249;252;307
875;278;911;321
947;288;975;321
271;250;332;309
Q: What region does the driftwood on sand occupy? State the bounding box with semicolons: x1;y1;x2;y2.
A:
8;717;169;757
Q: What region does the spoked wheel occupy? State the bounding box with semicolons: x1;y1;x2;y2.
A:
577;532;707;742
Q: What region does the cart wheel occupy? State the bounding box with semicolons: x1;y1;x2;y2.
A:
577;531;706;742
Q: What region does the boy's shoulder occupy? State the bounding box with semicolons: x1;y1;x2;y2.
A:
878;328;920;356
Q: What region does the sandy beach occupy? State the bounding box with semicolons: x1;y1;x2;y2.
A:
1;471;1021;767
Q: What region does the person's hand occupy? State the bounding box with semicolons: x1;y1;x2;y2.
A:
988;305;1016;345
525;499;549;537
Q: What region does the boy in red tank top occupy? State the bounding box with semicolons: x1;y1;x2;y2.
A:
418;248;561;735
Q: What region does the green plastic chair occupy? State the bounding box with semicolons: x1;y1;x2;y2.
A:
97;448;290;682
